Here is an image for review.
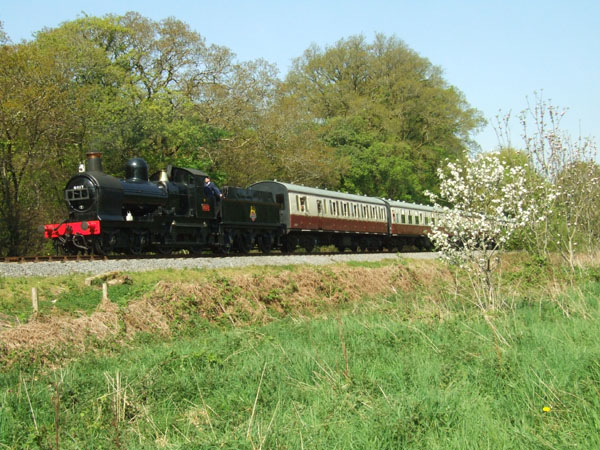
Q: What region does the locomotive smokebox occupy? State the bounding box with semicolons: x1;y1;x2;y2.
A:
86;152;103;172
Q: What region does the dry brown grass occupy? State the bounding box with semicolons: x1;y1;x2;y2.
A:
0;261;453;366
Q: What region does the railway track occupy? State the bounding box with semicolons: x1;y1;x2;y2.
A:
2;250;402;263
2;253;229;263
1;250;437;278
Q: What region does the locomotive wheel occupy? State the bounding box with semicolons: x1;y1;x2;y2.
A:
128;246;142;256
93;240;107;256
235;232;253;254
217;230;233;255
128;232;147;255
213;244;230;255
93;232;116;255
155;245;172;256
188;246;205;256
257;233;273;254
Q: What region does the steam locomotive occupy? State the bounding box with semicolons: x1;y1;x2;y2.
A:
44;152;434;255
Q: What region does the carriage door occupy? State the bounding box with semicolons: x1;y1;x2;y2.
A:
316;198;324;230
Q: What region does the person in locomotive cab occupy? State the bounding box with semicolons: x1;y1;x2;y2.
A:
204;176;223;200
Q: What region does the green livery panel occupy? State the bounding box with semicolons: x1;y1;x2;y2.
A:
221;187;280;228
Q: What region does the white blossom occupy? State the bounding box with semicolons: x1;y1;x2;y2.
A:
428;153;539;309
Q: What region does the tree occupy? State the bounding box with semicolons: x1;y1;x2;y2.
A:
283;34;484;200
0;41;77;255
427;153;538;309
514;93;599;268
0;21;8;44
252;93;343;188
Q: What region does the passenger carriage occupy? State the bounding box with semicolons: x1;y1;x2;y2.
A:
385;200;436;250
250;181;391;252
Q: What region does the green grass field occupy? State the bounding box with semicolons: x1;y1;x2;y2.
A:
1;257;600;448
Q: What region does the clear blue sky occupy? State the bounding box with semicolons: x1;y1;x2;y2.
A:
1;0;598;152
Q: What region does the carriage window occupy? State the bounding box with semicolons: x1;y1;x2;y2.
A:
324;200;328;214
317;200;322;214
425;216;429;225
408;215;413;225
415;215;420;225
296;195;300;211
300;196;307;212
401;214;406;224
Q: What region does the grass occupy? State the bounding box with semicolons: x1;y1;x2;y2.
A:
1;256;600;448
0;265;312;322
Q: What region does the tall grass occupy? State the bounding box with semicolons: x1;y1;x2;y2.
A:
2;272;600;449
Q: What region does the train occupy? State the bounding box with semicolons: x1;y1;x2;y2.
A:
43;152;435;255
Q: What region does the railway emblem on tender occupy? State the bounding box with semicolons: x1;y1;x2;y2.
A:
250;205;257;222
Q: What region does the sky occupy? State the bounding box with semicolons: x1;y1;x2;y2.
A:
1;0;598;152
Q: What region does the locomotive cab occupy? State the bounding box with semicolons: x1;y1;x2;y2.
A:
161;166;218;220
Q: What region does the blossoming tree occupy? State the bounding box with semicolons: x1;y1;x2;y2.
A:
427;153;538;309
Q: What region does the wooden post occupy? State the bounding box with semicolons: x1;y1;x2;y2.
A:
102;282;108;301
31;287;39;313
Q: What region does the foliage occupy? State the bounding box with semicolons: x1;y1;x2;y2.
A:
0;21;8;44
428;153;538;308
496;93;600;268
283;34;485;200
519;94;600;268
0;39;79;255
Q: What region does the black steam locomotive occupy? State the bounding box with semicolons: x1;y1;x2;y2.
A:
44;153;283;255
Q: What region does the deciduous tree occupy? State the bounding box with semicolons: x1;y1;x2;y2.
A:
284;34;484;200
427;153;538;309
517;94;599;268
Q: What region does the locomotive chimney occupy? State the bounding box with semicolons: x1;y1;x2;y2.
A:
86;152;103;172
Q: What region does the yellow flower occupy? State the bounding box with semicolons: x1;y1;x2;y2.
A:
543;406;551;412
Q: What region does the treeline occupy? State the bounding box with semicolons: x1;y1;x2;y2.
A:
0;13;483;255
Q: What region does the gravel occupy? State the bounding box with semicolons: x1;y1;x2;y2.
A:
0;252;438;278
